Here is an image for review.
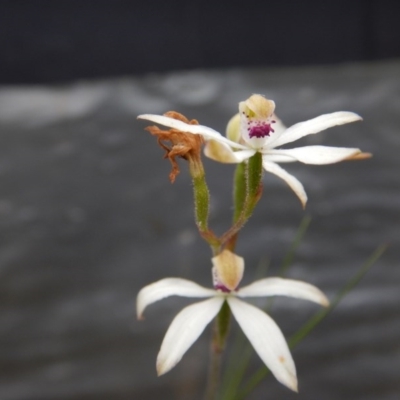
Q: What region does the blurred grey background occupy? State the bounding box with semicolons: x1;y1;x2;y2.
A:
0;1;399;400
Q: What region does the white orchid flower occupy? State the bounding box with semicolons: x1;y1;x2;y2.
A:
138;94;370;207
137;250;329;392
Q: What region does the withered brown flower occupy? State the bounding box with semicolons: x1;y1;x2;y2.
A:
145;111;204;183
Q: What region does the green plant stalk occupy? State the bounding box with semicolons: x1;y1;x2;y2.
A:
191;169;220;252
223;153;263;250
220;335;253;400
246;151;263;200
235;244;387;400
205;301;231;400
232;163;246;223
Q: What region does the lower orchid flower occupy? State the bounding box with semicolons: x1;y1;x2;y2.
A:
137;250;329;392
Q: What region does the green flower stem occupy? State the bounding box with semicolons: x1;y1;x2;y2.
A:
246;151;263;201
190;164;220;252
232;163;246;223
216;300;231;348
222;153;263;250
204;301;231;400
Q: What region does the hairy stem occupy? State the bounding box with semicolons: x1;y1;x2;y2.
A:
204;302;231;400
191;164;220;252
221;153;263;250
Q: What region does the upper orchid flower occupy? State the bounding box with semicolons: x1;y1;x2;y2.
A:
138;95;371;207
137;250;329;392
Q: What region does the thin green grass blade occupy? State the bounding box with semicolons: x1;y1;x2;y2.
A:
279;215;311;277
265;215;312;312
289;243;386;348
236;244;387;400
219;337;253;400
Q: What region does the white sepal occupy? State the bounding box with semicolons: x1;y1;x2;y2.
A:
137;114;247;149
137;278;215;319
156;297;224;375
262;160;307;208
227;297;298;392
270;112;362;148
237;277;329;307
269;146;363;165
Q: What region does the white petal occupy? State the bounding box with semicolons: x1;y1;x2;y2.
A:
269;146;364;165
138;114;247;149
157;297;224;375
237;277;329;306
204;139;255;163
262;154;297;163
269;112;362;148
262;160;307;208
137;278;215;319
227;297;298;392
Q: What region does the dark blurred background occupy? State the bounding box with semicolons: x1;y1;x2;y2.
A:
1;0;400;84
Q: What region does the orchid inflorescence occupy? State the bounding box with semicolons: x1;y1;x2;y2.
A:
136;94;370;394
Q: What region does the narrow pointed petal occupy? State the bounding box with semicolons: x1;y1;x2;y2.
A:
269;112;362;148
262;160;307;208
349;151;373;160
157;297;224;375
138;114;247;149
269;146;366;165
262;154;297;163
237;277;329;306
137;278;215;319
227;297;298;392
204;139;255;163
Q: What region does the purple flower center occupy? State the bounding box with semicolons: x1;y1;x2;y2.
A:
248;121;275;139
214;283;231;293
